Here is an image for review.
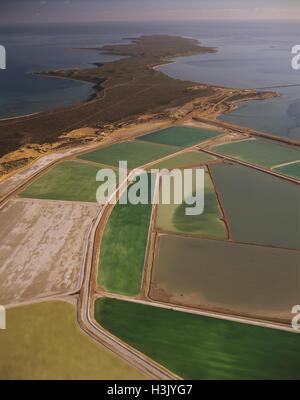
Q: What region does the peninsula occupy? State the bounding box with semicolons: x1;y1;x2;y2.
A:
0;35;277;180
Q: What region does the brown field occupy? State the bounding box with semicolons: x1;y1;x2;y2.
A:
150;234;300;324
0;198;98;305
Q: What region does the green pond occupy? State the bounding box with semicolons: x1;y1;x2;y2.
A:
210;163;300;248
146;150;213;170
20;161;115;203
274;161;300;180
212;139;300;168
155;169;227;238
139;126;222;148
78;140;178;169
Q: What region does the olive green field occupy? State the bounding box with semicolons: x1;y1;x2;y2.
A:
274;161;300;180
139;126;222;147
155;169;227;238
146;150;214;170
20;161;115;203
78;140;179;169
94;297;300;380
0;301;145;380
212;139;300;168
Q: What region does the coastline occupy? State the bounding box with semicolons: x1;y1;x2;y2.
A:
0;74;96;122
0;34;288;182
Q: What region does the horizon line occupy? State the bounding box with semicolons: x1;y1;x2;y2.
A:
1;18;300;27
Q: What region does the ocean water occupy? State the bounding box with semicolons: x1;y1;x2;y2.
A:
0;21;299;140
0;23;131;118
155;21;300;141
219;86;300;140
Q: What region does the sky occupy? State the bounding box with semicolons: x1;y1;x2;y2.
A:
0;0;299;25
